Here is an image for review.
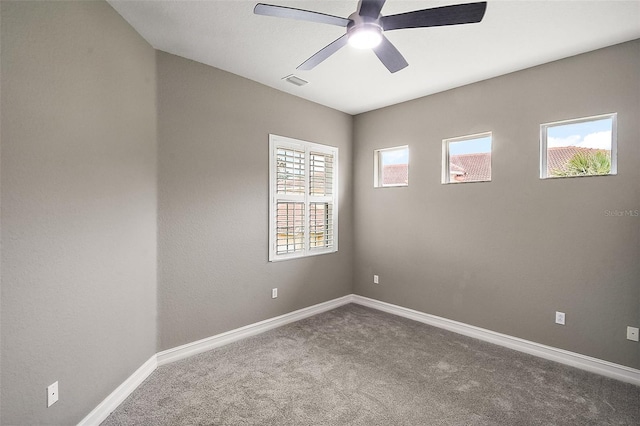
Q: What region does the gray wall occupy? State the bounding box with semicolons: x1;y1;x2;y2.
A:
156;52;354;350
1;1;158;424
353;40;640;369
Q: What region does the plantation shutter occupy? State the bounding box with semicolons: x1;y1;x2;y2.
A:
269;135;338;261
275;147;305;255
309;151;334;250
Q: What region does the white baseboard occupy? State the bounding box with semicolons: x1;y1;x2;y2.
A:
156;294;354;366
80;293;639;425
352;295;640;386
77;295;353;425
77;354;157;426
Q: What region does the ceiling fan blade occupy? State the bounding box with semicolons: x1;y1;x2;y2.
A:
373;35;408;73
358;0;387;19
297;35;349;71
254;3;350;27
381;2;487;31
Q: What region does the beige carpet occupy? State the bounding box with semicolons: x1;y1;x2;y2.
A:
103;304;639;425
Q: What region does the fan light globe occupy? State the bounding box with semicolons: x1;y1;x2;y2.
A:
348;25;383;49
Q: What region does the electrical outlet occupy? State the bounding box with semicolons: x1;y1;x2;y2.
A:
271;288;278;299
627;326;639;342
555;311;565;325
373;275;379;284
47;381;58;407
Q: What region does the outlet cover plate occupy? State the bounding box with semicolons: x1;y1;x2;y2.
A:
627;326;639;342
373;275;379;284
555;311;565;325
47;381;58;407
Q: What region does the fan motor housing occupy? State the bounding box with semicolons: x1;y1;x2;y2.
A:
347;11;381;30
347;12;383;48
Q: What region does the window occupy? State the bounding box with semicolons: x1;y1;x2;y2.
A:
442;132;492;184
540;113;617;179
269;134;338;261
374;146;409;187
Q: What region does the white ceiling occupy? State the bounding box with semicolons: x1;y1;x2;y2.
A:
108;0;640;115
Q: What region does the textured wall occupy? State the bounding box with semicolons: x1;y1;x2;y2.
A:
156;52;353;351
353;40;640;369
1;1;157;423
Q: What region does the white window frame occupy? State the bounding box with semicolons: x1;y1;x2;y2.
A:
269;134;338;262
374;145;409;188
540;113;617;179
442;132;492;184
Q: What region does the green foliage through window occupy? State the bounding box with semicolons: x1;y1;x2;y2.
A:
550;151;611;177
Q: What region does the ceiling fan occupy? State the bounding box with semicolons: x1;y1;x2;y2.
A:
254;0;487;73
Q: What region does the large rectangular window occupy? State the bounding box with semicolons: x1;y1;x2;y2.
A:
540;113;617;179
269;135;338;261
442;132;492;184
374;145;409;188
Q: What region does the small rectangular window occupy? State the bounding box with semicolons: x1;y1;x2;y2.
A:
540;113;617;179
374;146;409;188
269;135;338;261
442;132;492;184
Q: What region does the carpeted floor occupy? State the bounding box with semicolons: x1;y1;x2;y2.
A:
102;304;639;425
